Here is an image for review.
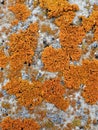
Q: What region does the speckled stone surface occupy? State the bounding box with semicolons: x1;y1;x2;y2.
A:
0;0;98;130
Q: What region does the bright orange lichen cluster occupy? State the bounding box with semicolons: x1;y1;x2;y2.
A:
59;25;85;59
0;117;40;130
0;72;4;83
42;78;69;111
0;49;8;69
82;83;98;104
65;59;98;102
63;59;98;91
63;65;82;90
40;1;98;104
0;92;3;98
40;0;85;64
81;5;98;33
54;11;76;26
94;25;98;41
16;0;26;3
39;0;79;18
3;78;43;111
3;77;69;111
8;22;38;79
2;0;98;129
9;3;31;21
0;1;98;125
42;46;69;72
11;19;19;26
81;60;98;104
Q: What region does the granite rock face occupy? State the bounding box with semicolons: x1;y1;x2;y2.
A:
0;0;98;130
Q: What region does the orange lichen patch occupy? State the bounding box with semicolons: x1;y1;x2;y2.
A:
41;46;69;72
66;46;82;61
9;22;38;56
3;78;43;111
82;80;98;104
9;53;24;79
82;59;98;75
9;3;31;21
60;25;85;48
63;65;82;90
41;24;57;35
42;78;65;96
0;72;4;83
81;5;98;33
42;78;69;111
0;92;3;98
11;19;19;26
81;16;95;33
8;23;38;79
54;11;76;26
94;26;98;41
59;25;85;61
86;72;98;87
0;49;8;68
1;27;10;35
81;59;98;104
48;95;69;111
33;0;39;8
1;102;11;109
0;117;40;130
16;0;26;3
39;0;79;18
80;59;98;85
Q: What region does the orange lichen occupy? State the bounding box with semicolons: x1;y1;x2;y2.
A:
81;5;98;33
0;72;4;83
0;49;8;68
81;16;95;33
66;46;82;61
1;27;10;35
1;0;98;123
33;0;39;8
82;81;98;104
41;24;57;35
3;78;43;111
11;19;19;26
42;46;69;72
0;117;40;130
42;47;98;99
42;78;69;111
60;25;85;48
16;0;26;3
9;3;31;21
82;59;98;77
59;25;85;61
0;92;3;98
40;1;97;100
39;0;79;18
94;26;98;41
1;102;11;109
8;22;38;79
63;65;82;90
54;11;76;26
3;77;70;112
81;59;98;104
40;0;98;106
